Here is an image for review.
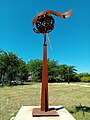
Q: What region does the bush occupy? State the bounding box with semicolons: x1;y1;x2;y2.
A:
80;76;90;82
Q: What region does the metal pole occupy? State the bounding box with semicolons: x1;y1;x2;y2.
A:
41;34;48;111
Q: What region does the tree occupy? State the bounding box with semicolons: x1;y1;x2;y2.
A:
48;59;59;82
4;52;20;85
0;49;29;85
0;49;8;85
27;59;79;83
18;60;29;82
78;72;90;82
27;59;59;82
58;64;78;83
0;49;81;85
27;59;42;82
67;65;78;82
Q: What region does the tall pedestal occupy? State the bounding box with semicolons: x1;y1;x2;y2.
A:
41;34;48;111
32;34;59;117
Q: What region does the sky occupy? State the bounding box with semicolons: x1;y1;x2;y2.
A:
0;0;90;73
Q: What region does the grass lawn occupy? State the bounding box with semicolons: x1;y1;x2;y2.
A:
0;82;90;120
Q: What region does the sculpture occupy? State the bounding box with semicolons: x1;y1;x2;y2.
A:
32;9;72;117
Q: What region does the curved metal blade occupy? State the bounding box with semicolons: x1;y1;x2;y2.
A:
32;9;73;25
47;33;52;50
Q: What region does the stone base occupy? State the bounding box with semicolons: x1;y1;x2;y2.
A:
14;106;76;120
32;108;59;117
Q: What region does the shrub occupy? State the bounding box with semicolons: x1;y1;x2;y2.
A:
80;76;90;82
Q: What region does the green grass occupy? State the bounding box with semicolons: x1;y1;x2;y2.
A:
0;82;90;120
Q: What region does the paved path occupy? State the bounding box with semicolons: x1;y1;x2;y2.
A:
51;83;90;88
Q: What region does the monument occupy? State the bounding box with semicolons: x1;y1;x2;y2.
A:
32;9;72;117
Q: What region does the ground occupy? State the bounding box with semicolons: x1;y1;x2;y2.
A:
0;82;90;120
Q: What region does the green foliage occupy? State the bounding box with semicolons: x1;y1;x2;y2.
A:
57;64;78;83
27;59;42;82
80;76;90;82
79;72;90;77
0;49;29;85
1;49;90;84
27;59;78;83
78;72;90;82
48;59;59;82
18;60;29;82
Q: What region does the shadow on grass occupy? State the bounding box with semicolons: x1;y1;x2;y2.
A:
75;104;90;117
75;104;90;112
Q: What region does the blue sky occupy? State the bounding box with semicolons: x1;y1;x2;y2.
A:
0;0;90;73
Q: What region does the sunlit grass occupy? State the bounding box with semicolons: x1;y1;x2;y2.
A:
0;82;90;120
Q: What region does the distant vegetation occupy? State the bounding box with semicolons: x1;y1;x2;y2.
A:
0;49;90;86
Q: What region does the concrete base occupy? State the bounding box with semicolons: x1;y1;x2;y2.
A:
14;106;76;120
